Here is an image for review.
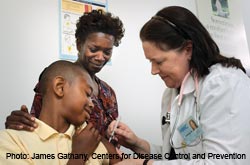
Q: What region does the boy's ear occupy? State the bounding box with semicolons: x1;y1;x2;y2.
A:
53;76;66;97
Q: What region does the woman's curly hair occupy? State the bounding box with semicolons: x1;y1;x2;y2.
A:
75;10;125;47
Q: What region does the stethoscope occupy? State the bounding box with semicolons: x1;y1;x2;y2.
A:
162;71;202;149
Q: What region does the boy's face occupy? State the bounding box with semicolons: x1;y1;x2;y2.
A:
61;74;94;126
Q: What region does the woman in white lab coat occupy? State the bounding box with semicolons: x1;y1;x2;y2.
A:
108;6;250;165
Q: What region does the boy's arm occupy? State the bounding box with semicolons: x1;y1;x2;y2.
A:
101;136;122;164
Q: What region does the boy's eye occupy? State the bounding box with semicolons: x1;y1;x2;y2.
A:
85;90;91;97
86;88;93;97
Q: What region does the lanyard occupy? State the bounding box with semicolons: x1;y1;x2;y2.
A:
163;71;202;149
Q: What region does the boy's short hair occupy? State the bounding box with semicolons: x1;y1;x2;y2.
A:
39;60;87;96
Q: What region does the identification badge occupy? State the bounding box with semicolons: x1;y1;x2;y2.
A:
177;116;203;145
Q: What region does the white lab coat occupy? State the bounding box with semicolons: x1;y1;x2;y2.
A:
150;64;250;165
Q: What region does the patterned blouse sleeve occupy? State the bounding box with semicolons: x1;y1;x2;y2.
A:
30;82;42;118
30;67;46;117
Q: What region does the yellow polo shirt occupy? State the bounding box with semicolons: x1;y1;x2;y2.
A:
0;119;109;165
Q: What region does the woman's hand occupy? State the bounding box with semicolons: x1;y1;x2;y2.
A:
5;105;37;131
107;121;139;151
108;121;151;154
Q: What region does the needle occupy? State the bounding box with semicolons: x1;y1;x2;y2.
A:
109;116;121;142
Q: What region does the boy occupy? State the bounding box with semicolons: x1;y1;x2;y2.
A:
0;60;120;165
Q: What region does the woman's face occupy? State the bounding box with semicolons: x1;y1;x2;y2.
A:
142;41;192;88
77;32;115;75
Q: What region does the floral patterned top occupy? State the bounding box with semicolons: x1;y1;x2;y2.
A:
30;75;118;136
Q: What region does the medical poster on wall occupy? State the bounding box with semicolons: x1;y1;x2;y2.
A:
196;0;250;75
59;0;107;61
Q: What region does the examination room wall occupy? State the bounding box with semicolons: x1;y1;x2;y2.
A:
0;0;250;147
